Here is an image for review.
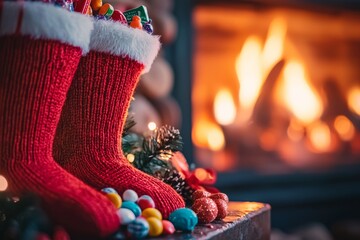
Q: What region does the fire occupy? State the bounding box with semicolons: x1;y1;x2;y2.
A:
334;115;355;141
348;87;360;116
207;125;225;151
193;118;225;151
308;121;331;152
214;89;236;125
236;36;263;122
262;17;287;73
283;61;323;124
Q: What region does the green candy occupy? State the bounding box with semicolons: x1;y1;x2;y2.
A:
123;5;149;24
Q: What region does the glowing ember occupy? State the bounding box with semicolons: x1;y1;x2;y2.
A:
236;36;263;122
262;17;287;74
308;121;331;152
334;115;355;141
348;87;360;116
147;122;157;131
214;89;236;126
283;61;323;124
0;175;8;191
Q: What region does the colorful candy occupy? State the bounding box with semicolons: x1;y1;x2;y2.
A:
130;16;143;30
123;189;138;202
146;217;163;237
106;192;122;209
137;195;155;210
111;10;127;24
162;220;175;235
127;217;149;239
99;3;114;18
123;5;149;24
191;198;218;223
90;0;101;11
142;20;154;35
169;208;198;232
121;201;141;217
142;208;162;220
117;208;135;225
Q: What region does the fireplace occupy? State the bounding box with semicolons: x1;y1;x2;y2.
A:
168;0;360;232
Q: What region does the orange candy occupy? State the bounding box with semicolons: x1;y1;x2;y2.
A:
130;15;143;29
90;0;102;11
99;3;114;17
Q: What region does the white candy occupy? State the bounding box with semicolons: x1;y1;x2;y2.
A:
117;208;136;225
123;189;138;202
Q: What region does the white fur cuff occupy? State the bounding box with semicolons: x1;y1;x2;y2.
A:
0;2;93;54
90;20;161;73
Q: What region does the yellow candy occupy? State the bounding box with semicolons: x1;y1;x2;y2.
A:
142;208;162;220
90;0;102;11
147;217;163;237
106;193;122;209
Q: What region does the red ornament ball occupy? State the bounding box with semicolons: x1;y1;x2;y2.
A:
192;190;211;201
191;198;218;223
210;192;229;203
213;198;228;220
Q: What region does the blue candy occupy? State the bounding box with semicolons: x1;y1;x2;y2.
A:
121;201;141;217
169;208;198;232
127;217;149;239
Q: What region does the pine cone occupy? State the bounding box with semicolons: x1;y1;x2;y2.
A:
154;169;194;205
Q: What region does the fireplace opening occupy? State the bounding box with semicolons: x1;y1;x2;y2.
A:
192;3;360;174
169;0;360;234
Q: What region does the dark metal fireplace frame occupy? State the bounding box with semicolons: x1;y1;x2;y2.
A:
166;0;360;231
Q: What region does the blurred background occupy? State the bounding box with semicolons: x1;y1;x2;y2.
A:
115;1;360;239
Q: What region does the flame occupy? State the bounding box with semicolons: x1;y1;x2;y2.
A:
0;175;8;191
348;87;360;116
308;121;331;152
262;17;287;73
334;115;355;141
193;118;225;151
283;61;323;124
214;89;236;125
207;125;225;151
287;118;304;142
236;36;263;121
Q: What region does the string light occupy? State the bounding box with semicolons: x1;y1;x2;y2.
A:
148;122;157;131
127;154;135;163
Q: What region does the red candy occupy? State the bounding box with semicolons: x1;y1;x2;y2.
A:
191;198;218;223
213;199;228;220
192;190;211;201
137;197;155;210
210;193;229;203
162;220;175;235
111;10;127;24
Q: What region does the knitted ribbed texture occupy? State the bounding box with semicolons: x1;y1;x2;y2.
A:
0;36;120;237
54;51;185;218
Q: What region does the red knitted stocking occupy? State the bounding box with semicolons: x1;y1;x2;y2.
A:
54;20;185;218
0;2;119;237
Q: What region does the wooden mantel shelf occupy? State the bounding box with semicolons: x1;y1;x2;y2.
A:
152;202;271;240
